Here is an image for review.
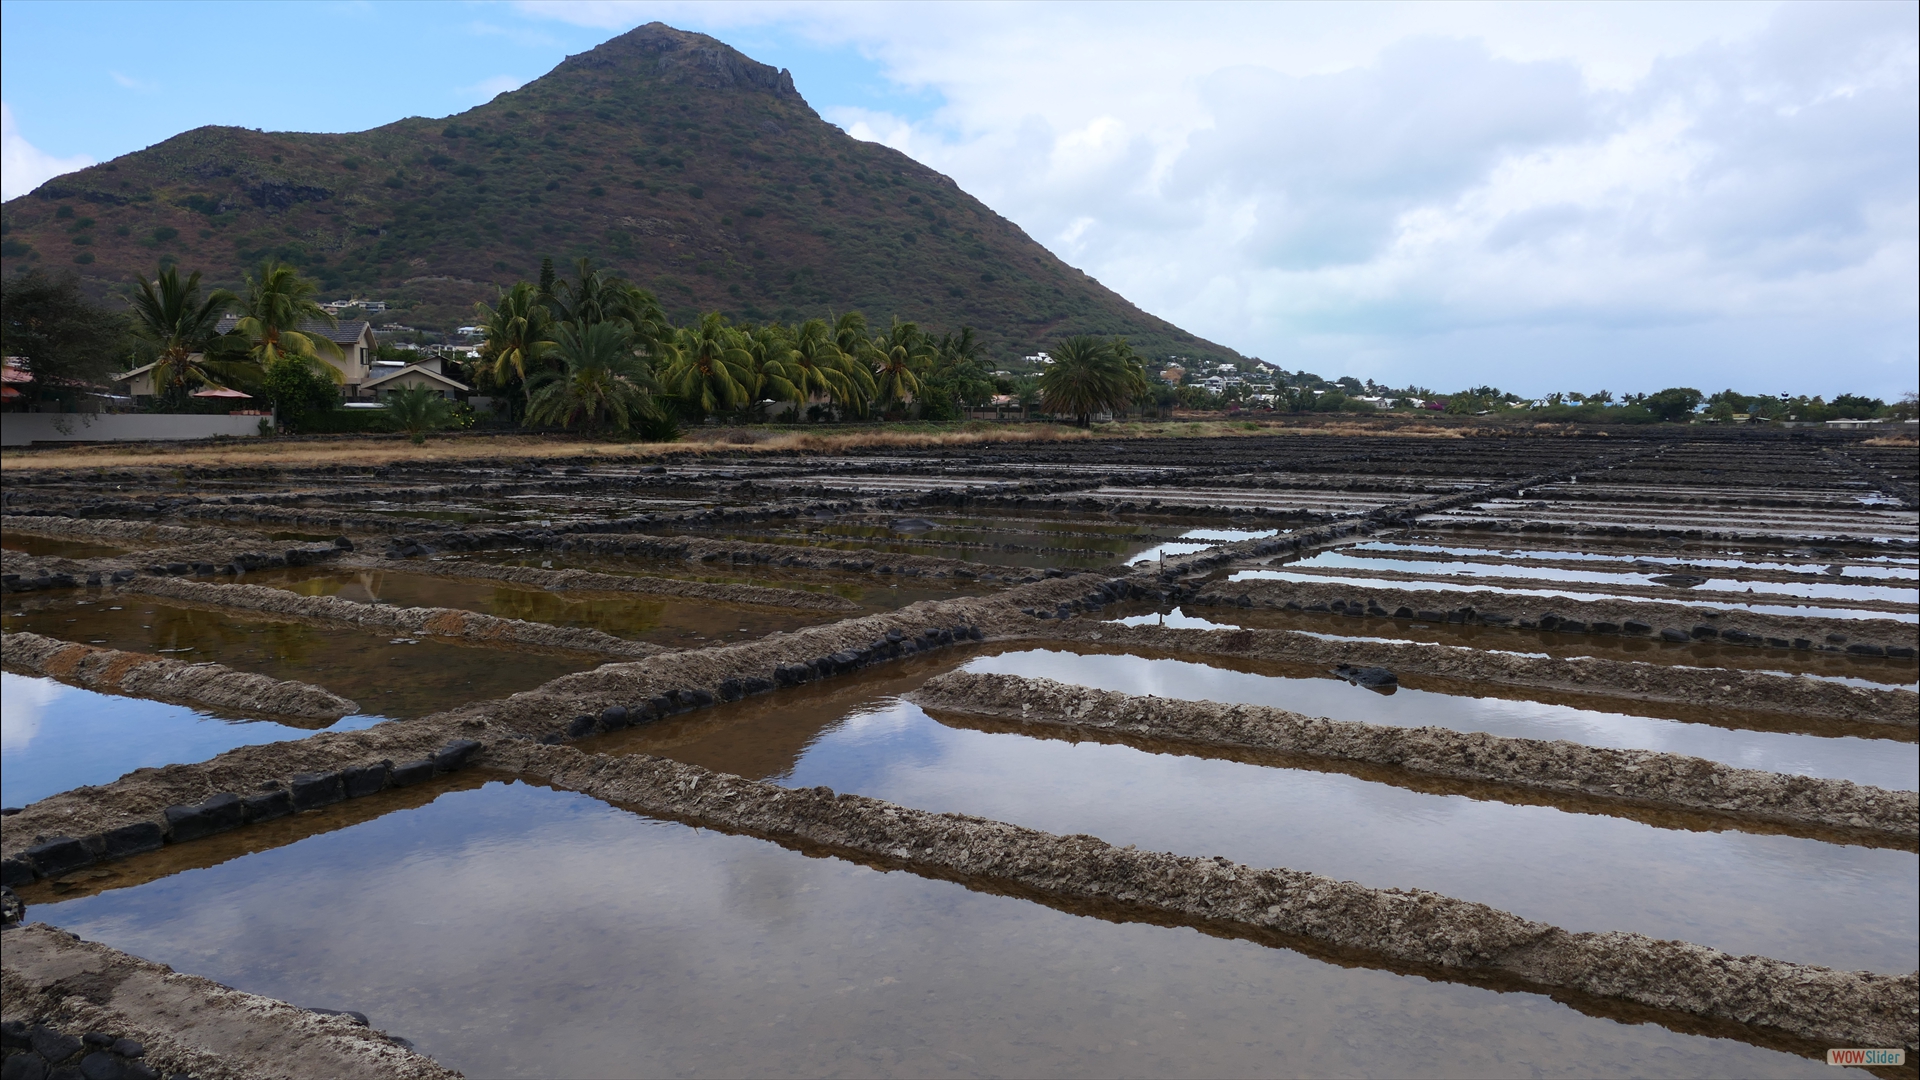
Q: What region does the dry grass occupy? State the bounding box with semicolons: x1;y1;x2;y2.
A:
1863;433;1919;447
0;417;1463;473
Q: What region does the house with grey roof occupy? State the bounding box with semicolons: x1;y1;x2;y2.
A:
204;317;380;395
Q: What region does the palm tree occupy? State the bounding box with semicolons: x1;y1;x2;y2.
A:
526;320;659;433
791;318;872;417
475;282;556;417
870;318;933;416
744;323;807;415
935;326;980;368
621;285;672;356
831;311;869;359
1040;335;1142;426
231;261;342;379
660;312;754;415
1108;336;1152;413
126;267;241;399
551;257;628;328
383;385;456;444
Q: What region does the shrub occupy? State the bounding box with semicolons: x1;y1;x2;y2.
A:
262;356;341;433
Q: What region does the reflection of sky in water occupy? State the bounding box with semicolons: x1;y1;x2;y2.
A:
1267;627;1920;692
1128;528;1279;565
1226;569;1919;622
964;651;1917;790
0;673;382;807
776;697;1915;973
1297;551;1920;604
1111;606;1240;630
36;781;1842;1079
1355;541;1920;573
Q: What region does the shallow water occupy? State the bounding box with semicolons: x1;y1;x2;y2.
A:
447;550;996;611
1;596;589;719
0;672;381;807
1350;540;1920;575
31;781;1848;1078
1126;527;1280;566
0;533;132;559
1295;550;1920;605
607;684;1917;972
1154;604;1920;686
1226;569;1920;622
240;566;830;647
686;524;1137;571
969;649;1917;789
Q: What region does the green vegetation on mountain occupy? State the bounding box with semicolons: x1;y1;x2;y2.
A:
0;22;1243;367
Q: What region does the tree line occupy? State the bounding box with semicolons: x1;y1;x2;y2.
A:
0;261;453;433
0;259;1160;437
471;258;1154;433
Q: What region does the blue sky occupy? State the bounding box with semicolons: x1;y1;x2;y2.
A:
0;2;940;161
5;1;1916;398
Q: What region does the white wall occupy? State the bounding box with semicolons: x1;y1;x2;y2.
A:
1;413;273;447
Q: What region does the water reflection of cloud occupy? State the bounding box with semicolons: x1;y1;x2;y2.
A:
1127;528;1280;566
962;649;1916;790
0;672;67;753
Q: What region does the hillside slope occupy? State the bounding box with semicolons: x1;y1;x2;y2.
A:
0;23;1242;366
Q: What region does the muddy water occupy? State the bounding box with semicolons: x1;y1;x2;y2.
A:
683;527;1132;571
30;781;1847;1078
597;680;1917;974
238;566;831;647
0;533;132;559
450;550;996;611
971;649;1919;789
654;508;1230;571
1;595;589;720
1153;604;1920;687
0;672;380;807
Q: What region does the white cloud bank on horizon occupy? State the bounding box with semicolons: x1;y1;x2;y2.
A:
525;0;1917;396
2;102;93;201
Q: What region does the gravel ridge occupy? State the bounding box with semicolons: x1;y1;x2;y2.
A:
1;630;358;720
119;577;667;658
497;741;1919;1052
1060;621;1920;728
2;924;458;1079
907;671;1918;839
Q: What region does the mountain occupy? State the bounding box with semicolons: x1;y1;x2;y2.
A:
0;23;1243;366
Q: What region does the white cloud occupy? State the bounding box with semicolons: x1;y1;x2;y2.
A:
457;74;529;105
1;102;94;201
820;106;914;153
447;3;1920;394
0;672;68;753
109;71;158;93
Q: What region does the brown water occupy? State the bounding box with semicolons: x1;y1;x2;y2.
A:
1;594;589;719
238;566;832;647
0;533;132;559
588;660;1919;975
29;781;1847;1078
446;550;996;612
